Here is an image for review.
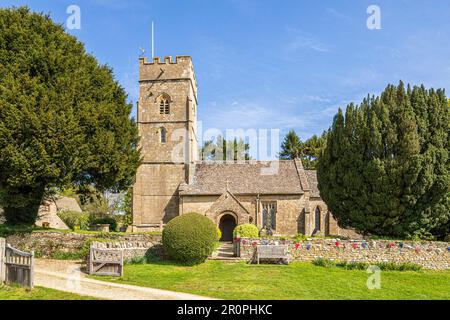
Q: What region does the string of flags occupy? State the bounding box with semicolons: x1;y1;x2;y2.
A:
240;239;450;253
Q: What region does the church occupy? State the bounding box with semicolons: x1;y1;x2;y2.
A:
131;56;356;240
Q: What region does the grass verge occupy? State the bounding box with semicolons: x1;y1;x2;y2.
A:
90;260;450;300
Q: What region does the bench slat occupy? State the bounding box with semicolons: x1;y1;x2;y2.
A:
256;245;290;264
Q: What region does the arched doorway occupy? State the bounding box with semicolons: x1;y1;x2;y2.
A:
219;213;237;242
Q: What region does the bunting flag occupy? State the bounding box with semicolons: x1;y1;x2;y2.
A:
240;239;448;254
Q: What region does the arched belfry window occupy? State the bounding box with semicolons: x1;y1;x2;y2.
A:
160;127;167;143
158;94;171;115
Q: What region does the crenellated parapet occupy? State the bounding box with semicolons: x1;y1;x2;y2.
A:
139;55;192;65
139;55;197;93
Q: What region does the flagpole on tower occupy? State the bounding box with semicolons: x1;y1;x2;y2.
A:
151;21;155;59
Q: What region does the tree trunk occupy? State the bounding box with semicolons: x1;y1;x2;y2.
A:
4;187;45;225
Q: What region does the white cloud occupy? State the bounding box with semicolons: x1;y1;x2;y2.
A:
326;8;353;23
286;28;331;53
303;95;331;103
202;100;333;137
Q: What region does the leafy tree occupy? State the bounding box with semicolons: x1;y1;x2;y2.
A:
0;7;141;225
317;82;450;239
302;133;327;169
201;135;251;161
279;130;327;169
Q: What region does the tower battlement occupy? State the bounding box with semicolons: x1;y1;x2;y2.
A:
139;55;192;65
139;56;197;90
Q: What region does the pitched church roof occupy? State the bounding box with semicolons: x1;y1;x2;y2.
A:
180;160;320;196
305;170;320;198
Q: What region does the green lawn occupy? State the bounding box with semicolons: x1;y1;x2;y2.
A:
92;261;450;300
0;285;95;300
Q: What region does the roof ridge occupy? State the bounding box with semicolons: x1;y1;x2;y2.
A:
294;159;310;191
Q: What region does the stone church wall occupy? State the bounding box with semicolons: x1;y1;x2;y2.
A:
179;193;346;237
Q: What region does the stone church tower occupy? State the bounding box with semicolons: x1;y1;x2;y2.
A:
132;56;198;232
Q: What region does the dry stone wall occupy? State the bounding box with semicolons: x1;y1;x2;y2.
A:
238;238;450;270
6;232;162;260
91;237;163;261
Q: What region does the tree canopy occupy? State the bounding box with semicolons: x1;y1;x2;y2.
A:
279;130;302;160
0;7;141;224
200;135;251;161
279;130;326;169
317;82;450;239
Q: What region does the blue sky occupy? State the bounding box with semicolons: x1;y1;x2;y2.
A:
2;0;450;148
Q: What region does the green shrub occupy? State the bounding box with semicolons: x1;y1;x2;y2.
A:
0;225;34;237
313;258;335;268
294;234;308;241
125;256;147;265
58;211;90;230
336;261;369;270
90;216;118;232
313;258;422;271
162;212;217;265
216;227;222;241
233;224;259;238
375;262;422;271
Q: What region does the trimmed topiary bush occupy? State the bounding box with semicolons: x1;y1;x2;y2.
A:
162;212;218;264
233;224;259;238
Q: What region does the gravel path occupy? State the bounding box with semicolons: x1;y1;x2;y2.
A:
34;259;214;300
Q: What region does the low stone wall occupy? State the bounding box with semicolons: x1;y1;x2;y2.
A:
6;232;162;260
7;232;91;256
91;236;163;261
237;238;450;270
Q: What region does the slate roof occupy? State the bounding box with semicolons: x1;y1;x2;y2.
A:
305;170;320;198
180;160;320;196
54;197;83;213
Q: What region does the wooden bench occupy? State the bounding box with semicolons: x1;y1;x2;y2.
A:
89;247;123;276
256;245;290;264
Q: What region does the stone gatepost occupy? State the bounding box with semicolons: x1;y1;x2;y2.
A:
0;238;5;283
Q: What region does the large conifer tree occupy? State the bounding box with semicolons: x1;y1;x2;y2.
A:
0;8;141;224
317;82;450;238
